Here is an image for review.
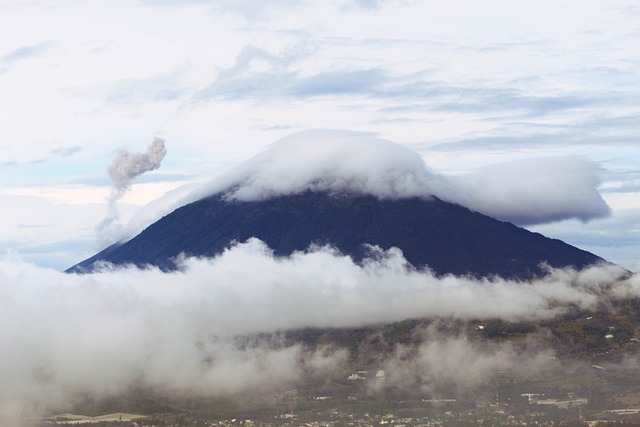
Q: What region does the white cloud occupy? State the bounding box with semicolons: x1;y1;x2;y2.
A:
193;129;444;200
175;130;611;227
449;156;611;225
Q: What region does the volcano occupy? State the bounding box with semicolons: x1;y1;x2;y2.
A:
69;190;603;278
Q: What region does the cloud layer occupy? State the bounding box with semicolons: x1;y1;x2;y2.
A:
1;240;636;423
192;130;446;201
183;130;610;227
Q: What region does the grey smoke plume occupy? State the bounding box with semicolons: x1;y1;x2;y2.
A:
108;137;167;192
97;137;167;243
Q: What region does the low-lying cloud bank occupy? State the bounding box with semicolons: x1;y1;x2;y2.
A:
184;130;610;226
1;240;637;423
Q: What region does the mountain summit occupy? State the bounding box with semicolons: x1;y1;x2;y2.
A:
69;191;603;278
70;131;609;277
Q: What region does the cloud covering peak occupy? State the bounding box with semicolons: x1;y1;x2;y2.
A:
185;130;609;227
201;130;448;201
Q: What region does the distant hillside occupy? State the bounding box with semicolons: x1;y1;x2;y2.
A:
69;191;604;278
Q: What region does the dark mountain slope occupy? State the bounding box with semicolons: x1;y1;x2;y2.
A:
69;191;603;278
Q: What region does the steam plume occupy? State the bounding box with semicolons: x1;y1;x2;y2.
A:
97;137;167;243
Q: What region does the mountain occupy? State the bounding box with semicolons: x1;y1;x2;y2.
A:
68;191;604;278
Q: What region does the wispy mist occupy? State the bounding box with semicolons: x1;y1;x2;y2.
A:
373;322;556;397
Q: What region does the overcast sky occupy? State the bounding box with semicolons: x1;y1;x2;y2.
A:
0;0;638;271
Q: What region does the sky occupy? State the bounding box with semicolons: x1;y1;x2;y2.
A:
0;0;639;272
